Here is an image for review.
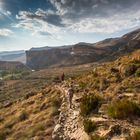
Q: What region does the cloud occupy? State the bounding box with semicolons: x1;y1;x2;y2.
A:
49;0;140;20
14;0;140;36
0;28;13;37
0;0;12;19
14;15;61;37
16;9;65;27
68;10;140;33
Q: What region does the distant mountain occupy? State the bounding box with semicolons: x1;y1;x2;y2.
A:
0;61;30;72
0;50;26;63
26;28;140;70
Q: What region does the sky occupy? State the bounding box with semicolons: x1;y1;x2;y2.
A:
0;0;140;51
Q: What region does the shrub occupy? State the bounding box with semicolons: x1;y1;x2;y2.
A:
135;69;140;77
79;81;87;89
18;111;28;121
80;94;102;116
108;99;140;119
90;134;104;140
19;122;46;139
0;129;10;140
126;130;140;140
124;64;137;77
99;78;109;91
83;119;96;134
29;123;46;137
52;98;61;108
51;97;62;116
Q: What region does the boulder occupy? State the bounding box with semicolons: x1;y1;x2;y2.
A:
52;124;63;140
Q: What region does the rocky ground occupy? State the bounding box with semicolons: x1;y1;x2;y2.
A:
52;84;89;140
52;50;140;140
52;84;140;140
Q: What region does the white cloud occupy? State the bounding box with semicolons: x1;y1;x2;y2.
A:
68;10;140;33
0;28;13;37
15;3;140;36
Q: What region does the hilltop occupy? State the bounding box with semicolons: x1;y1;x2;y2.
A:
26;28;140;70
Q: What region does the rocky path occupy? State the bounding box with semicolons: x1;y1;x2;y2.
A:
52;84;140;140
52;84;89;140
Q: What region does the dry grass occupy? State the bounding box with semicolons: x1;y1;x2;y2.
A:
0;85;61;140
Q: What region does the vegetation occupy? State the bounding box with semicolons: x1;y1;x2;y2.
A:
83;119;96;134
17;111;29;121
124;64;137;77
90;134;104;140
135;69;140;77
126;130;140;140
80;94;102;116
0;49;140;139
0;84;62;140
108;98;140;119
0;69;31;81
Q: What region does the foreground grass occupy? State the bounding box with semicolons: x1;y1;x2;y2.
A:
108;98;140;119
0;86;62;140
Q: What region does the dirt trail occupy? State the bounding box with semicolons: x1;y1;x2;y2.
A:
52;84;89;140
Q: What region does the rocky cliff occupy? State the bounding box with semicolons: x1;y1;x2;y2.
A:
26;28;140;70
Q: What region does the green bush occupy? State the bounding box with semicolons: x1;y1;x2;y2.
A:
135;69;140;77
52;98;61;108
90;134;104;140
83;119;96;134
0;129;9;140
29;123;46;137
79;81;87;89
0;132;6;140
108;99;140;119
80;94;102;116
51;97;62;116
3;74;22;80
0;71;9;77
124;64;137;77
126;130;140;140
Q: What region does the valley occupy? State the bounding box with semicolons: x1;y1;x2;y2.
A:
0;28;140;140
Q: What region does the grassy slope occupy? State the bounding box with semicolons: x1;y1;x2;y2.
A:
0;49;140;140
0;63;94;140
71;49;140;139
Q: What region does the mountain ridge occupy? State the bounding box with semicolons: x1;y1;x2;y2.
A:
26;28;140;70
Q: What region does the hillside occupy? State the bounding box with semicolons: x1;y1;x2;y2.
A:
0;51;26;64
0;49;140;140
26;28;140;70
0;64;92;140
0;61;30;72
52;49;140;140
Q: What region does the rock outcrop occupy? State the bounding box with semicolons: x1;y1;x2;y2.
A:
26;45;106;70
26;28;140;70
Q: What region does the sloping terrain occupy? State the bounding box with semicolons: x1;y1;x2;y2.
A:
0;84;62;140
0;49;140;140
52;49;140;140
26;28;140;70
0;65;93;140
0;61;29;72
0;51;26;64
